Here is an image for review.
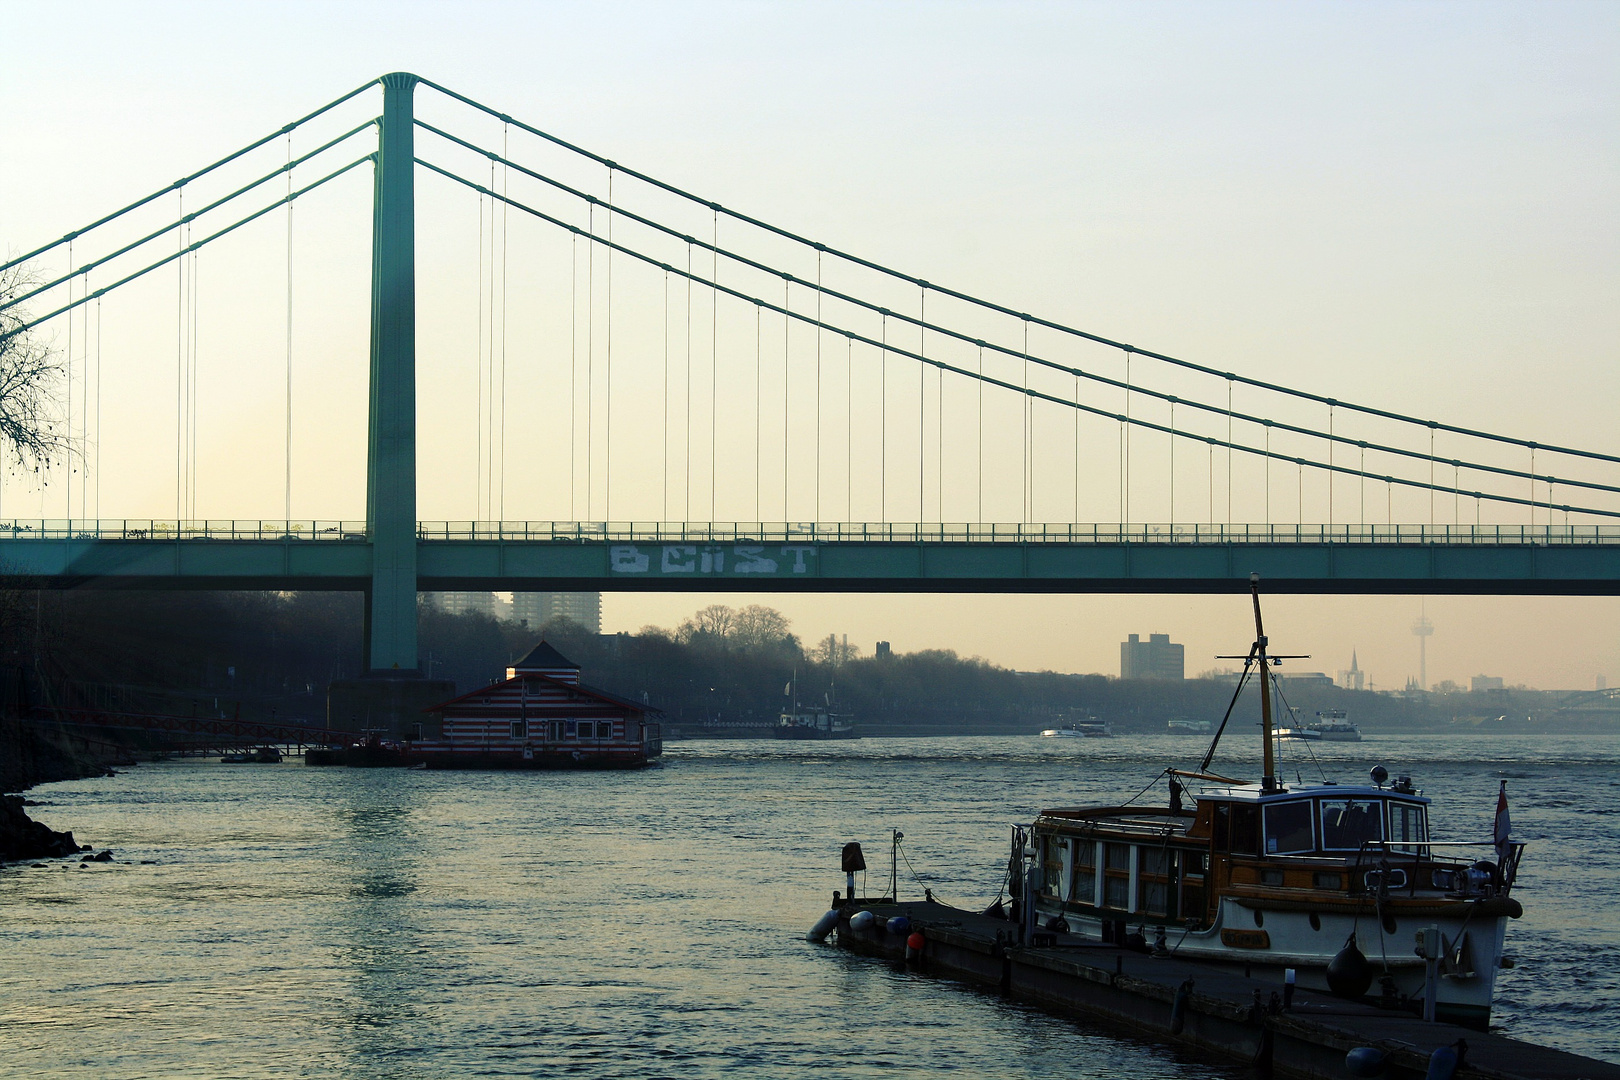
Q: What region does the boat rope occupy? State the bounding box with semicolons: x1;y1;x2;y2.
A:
1199;649;1256;774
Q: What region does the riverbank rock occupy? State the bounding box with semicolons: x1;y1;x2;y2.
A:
0;795;81;861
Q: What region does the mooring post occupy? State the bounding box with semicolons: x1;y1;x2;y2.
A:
366;72;419;673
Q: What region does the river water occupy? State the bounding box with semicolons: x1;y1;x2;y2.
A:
2;733;1616;1078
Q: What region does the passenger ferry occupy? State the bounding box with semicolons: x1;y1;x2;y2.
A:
1021;577;1522;1028
1307;709;1363;741
1041;717;1113;738
775;706;858;740
1167;718;1212;735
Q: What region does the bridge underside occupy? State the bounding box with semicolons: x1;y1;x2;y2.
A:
0;538;1616;595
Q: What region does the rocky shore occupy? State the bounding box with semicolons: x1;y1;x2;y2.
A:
1;718;110;863
0;794;83;861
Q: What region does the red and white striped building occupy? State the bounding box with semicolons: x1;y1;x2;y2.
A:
410;641;662;769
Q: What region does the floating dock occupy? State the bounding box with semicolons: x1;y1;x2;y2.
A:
831;899;1620;1080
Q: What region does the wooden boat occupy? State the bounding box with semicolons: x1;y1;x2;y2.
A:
1022;575;1522;1029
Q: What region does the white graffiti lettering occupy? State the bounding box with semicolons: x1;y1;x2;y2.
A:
610;545;649;573
732;545;778;574
661;545;698;572
781;545;815;573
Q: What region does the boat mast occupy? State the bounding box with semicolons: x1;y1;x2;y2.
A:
1249;572;1277;790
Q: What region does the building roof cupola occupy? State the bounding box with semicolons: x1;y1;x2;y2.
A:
507;640;582;684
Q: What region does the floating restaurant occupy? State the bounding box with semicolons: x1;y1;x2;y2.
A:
410;641;662;769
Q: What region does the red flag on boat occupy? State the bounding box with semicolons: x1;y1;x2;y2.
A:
1493;780;1511;866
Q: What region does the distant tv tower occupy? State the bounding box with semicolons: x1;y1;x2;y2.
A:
1412;611;1435;691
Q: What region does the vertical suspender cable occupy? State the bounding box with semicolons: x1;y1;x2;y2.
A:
95;295;102;520
488;158;498;521
1122;349;1130;527
191;251;199;518
815;248;822;524
1226;377;1233;525
1327;404;1334;529
919;287;926;524
1429;425;1436;527
605;167;614;522
569;232;577;520
500;125;510;522
175;192;183;529
663;268;670;520
977;342;984;524
755;300;763;521
1073;370;1079;525
286;137;294;528
846;333;853;525
1265;422;1271;526
1169;399;1176;524
685;241;692;523
476;186;486;519
1023;318;1032;525
880;311;887;523
65;241;73;522
711;209;718;521
783;275;790;520
585;201;594;521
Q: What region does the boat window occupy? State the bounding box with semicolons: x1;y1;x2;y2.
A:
1140;848;1171;876
1042;836;1065;895
1389;802;1427;853
1263;800;1315;854
1321;799;1384;850
1102;843;1131;909
1230;804;1261;856
565;720;578;738
1072;840;1097;906
1138;847;1175;917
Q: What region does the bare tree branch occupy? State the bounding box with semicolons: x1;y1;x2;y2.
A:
0;262;70;475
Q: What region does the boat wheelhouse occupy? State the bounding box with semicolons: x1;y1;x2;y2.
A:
410;642;662;769
1022;576;1523;1028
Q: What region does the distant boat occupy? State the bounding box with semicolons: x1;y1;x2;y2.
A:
220;746;282;763
1274;725;1322;741
1041;718;1112;738
775;706;858;740
1167;719;1212;735
1306;709;1363;741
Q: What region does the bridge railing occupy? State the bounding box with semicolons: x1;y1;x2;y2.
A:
3;519;1618;545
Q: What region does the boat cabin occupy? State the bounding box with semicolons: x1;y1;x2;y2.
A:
1030;777;1510;932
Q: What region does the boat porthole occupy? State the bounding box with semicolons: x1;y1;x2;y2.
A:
1309;913;1321;931
1253;909;1264;928
1383;914;1397;935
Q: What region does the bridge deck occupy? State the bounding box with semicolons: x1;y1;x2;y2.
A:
0;522;1616;594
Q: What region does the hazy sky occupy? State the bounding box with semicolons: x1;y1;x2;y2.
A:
1;1;1616;690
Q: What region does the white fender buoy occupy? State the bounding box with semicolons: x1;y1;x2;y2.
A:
848;909;876;932
806;909;840;942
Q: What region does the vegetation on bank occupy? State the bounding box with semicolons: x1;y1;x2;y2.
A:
1;591;1597;746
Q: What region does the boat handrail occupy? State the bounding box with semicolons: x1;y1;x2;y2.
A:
1167;768;1245;785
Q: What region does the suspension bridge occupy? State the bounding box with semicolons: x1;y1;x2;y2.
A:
2;73;1617;678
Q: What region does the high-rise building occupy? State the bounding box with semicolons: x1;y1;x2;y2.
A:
430;592;510;620
510;592;602;634
1120;633;1184;680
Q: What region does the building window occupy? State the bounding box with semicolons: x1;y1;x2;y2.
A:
565;720;577;738
579;721;595;739
549;720;563;741
511;720;527;739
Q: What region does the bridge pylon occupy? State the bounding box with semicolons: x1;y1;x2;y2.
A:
366;71;420;674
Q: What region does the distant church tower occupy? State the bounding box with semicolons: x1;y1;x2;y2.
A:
1338;651;1365;692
